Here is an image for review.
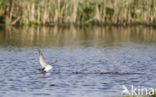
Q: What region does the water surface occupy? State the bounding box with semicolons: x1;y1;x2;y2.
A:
0;26;156;97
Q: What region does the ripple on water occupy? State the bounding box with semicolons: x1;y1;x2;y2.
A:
0;43;156;97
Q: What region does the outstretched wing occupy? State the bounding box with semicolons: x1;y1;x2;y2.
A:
49;59;58;65
38;49;47;68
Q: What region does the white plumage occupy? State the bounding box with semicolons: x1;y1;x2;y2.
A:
38;49;56;73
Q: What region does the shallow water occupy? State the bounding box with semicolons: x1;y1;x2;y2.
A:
0;26;156;97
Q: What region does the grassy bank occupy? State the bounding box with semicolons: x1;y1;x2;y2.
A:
0;0;156;26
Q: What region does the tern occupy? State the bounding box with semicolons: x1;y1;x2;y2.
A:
38;49;57;73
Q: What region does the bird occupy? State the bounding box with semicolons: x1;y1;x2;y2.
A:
38;49;57;74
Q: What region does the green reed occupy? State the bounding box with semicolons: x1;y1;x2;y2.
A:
0;0;156;25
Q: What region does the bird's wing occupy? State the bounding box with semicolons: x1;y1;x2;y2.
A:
38;49;47;68
45;65;52;72
49;59;58;65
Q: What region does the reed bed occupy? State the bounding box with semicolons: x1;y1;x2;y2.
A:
0;0;156;25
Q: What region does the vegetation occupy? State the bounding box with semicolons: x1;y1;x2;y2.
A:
0;0;156;26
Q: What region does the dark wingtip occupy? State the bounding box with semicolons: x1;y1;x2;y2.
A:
37;49;41;55
37;48;40;52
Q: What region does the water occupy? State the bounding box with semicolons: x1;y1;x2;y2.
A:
0;26;156;97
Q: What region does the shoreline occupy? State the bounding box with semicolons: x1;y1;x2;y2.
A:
0;22;156;28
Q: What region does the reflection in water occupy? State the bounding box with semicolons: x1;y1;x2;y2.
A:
0;26;156;47
0;26;156;97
